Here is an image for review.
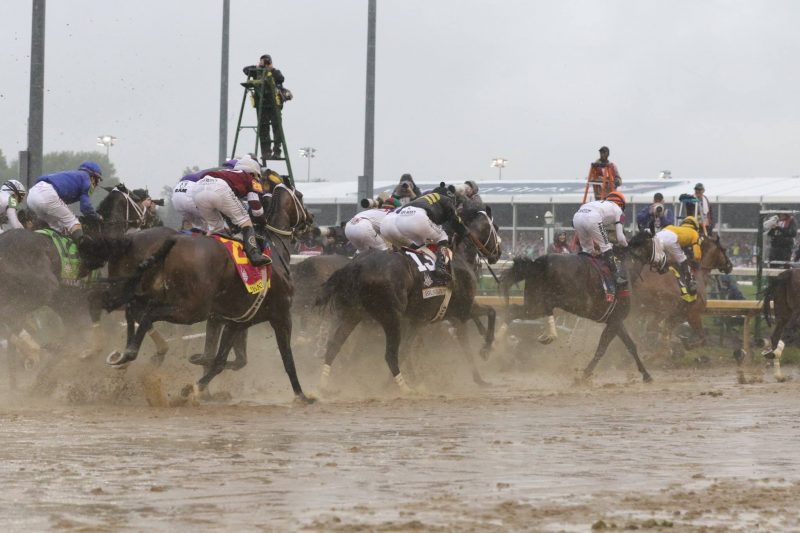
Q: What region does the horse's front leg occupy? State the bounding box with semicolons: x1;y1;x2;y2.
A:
270;312;314;404
470;303;496;360
455;320;490;386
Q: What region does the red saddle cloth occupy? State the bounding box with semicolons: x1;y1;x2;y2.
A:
579;253;630;303
211;234;272;295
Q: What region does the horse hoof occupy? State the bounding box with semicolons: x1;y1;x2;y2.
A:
180;384;195;398
106;350;134;368
474;377;492;388
479;346;492;361
224;360;247;371
23;357;38;371
642;373;654;384
150;353;166;367
537;335;555;345
188;353;213;367
294;393;317;405
761;349;776;360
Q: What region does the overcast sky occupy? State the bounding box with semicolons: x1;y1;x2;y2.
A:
2;0;800;193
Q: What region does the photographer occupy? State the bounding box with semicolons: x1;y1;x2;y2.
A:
764;211;797;268
636;192;674;234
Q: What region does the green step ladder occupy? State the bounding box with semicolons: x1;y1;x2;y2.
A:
231;68;295;188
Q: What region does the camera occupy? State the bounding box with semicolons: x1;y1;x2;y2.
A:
361;198;379;209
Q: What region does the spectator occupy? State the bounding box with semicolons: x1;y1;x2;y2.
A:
547;230;573;254
764;211;797;268
693;183;713;235
636;192;674;234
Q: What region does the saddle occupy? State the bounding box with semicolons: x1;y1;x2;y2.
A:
211;234;272;295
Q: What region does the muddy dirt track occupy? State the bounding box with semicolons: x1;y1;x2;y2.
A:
1;333;799;531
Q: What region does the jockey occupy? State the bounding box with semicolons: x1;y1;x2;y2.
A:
380;182;464;278
572;190;629;287
0;179;26;233
345;192;397;253
191;156;271;266
26;161;103;243
655;215;702;295
173;160;238;230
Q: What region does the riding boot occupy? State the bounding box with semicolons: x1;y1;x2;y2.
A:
602;250;627;287
435;245;451;280
242;226;271;266
680;260;697;295
69;228;85;245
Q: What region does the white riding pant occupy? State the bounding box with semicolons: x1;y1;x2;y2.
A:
172;180;205;230
572;209;611;254
380;207;448;248
345;212;389;253
191;177;249;234
655;230;687;264
27;181;79;233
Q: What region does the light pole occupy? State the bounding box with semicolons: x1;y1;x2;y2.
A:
96;135;117;159
491;157;507;180
544;210;555;251
299;147;316;182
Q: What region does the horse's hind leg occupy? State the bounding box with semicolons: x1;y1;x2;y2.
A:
319;315;361;392
228;327;248;371
270;312;313;404
616;322;653;383
195;322;243;394
582;323;617;381
375;310;412;393
455;320;490;387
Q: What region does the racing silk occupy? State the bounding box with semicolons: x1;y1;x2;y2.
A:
577;200;627;245
0;190;22;229
204;169;265;218
401;191;460;228
35;170;97;217
662;225;701;260
182;167;218;183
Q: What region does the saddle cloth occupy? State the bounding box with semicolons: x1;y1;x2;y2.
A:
401;245;453;322
211;234;271;295
35;228;98;287
579;253;630;303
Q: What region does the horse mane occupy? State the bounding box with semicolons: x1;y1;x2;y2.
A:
628;231;651;247
97;183;127;218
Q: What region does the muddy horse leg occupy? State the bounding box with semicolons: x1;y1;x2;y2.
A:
455;320;490;386
538;313;558;344
375;309;411;393
319;315;361;391
763;312;792;382
582;322;618;380
270;313;313;404
228;327;248;371
471;303;496;360
189;316;224;368
616;322;653;382
147;328;169;366
193;321;243;393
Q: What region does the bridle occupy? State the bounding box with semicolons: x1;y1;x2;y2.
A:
109;187;153;232
465;210;501;262
264;183;311;238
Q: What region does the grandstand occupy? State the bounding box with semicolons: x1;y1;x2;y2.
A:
299;176;800;260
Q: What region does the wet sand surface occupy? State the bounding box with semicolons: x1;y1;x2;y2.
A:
1;354;799;532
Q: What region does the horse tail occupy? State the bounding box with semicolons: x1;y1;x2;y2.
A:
316;262;361;311
499;255;546;303
104;238;177;311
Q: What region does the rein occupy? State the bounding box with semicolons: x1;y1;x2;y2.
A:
463;210;501;283
111;187;149;231
264;183;308;237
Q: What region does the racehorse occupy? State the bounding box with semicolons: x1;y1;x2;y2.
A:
101;183;315;402
632;234;732;354
316;207;501;393
499;235;659;382
761;269;800;381
0;184;161;367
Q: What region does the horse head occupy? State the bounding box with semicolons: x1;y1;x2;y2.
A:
265;183;314;240
628;231;665;270
96;183;157;237
460;206;502;264
701;233;733;274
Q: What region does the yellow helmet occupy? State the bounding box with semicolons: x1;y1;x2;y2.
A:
681;216;700;231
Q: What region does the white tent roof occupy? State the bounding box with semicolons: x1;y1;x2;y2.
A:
297;177;800;204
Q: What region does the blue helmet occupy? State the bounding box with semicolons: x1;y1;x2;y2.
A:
79;161;103;180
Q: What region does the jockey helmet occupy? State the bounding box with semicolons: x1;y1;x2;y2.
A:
79;161;103;180
605;191;626;210
681;216;700;231
234;157;262;178
464;180;479;196
1;179;26;200
223;158;237;169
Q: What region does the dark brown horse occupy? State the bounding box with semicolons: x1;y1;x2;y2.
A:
500;236;658;382
316;207;501;393
632;234;732;354
101;183;315;402
761;269;800;381
0;184;162;366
